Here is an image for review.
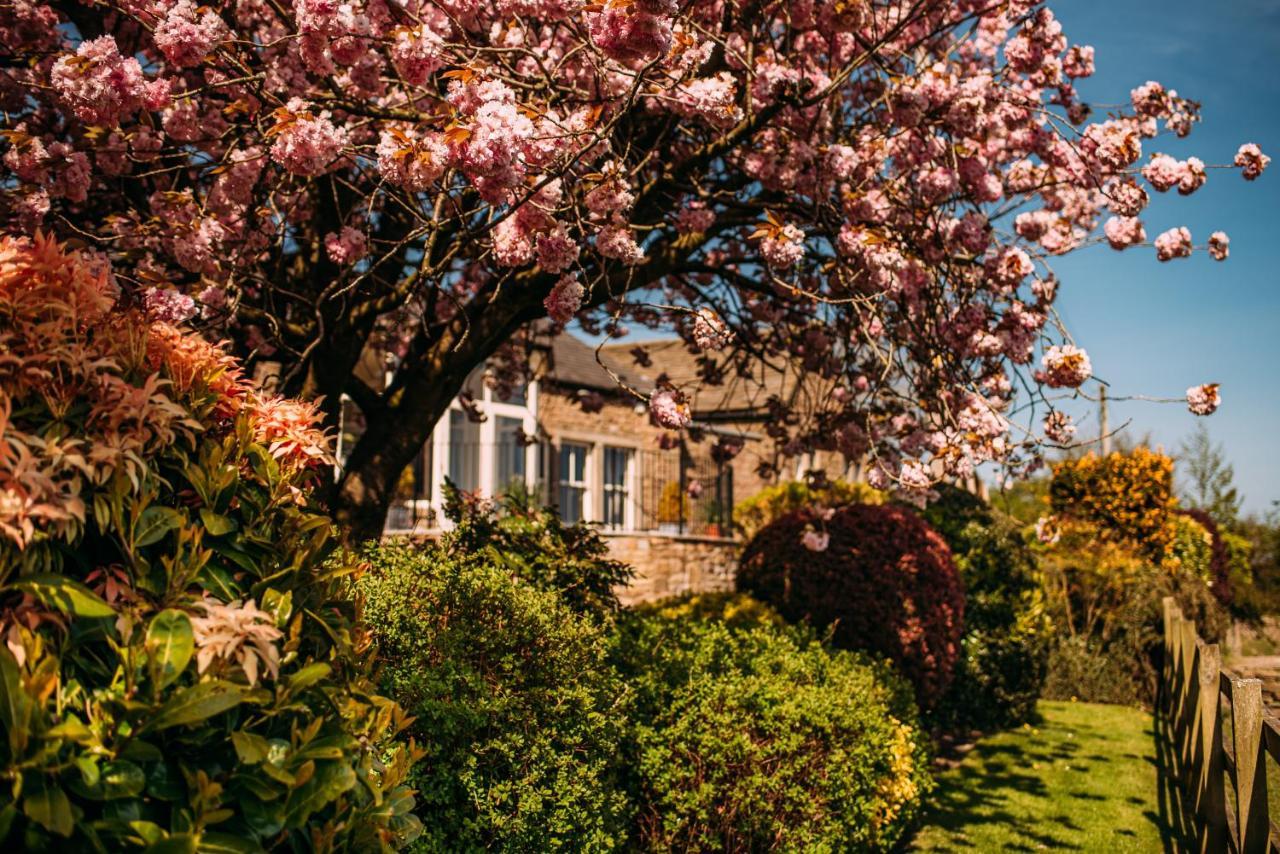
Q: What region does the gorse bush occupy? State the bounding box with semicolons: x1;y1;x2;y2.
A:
739;503;965;707
614;599;931;852
441;481;632;620
732;477;885;541
1050;448;1176;559
356;541;630;852
0;236;418;849
919;485;1050;731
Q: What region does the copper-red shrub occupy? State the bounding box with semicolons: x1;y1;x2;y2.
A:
738;503;965;707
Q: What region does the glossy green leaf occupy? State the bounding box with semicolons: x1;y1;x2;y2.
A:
231;730;270;765
281;761;356;829
197;832;264;853
0;648;32;755
135;506;186;548
285;663;329;694
144;834;199;854
147;682;245;731
199;509;237;537
11;574;114;618
68;760;145;800
22;775;73;837
146;610;194;691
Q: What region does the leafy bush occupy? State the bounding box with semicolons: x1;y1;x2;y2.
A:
613;601;931;852
632;591;787;632
919;485;1050;731
1169;508;1231;604
356;541;630;852
739;503;965;707
1050;448;1176;558
1038;519;1228;706
0;235;418;849
441;482;632;620
732;477;885;541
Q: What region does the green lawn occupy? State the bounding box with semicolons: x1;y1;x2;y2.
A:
910;701;1182;852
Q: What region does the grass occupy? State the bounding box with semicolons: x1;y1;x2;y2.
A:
909;700;1181;852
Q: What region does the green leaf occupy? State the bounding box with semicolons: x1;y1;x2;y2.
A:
145;834;199;854
281;761;356;829
284;663;329;694
145;610;194;691
128;821;167;845
22;774;73;837
199;509;237;537
135;506;185;548
197;832;265;853
10;574;114;618
231;730;270;765
43;716;92;743
67;760;145;800
147;682;246;731
0;803;18;842
0;648;32;755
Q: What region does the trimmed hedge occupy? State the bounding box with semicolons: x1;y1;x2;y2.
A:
614;598;931;851
356;541;630;852
738;503;965;707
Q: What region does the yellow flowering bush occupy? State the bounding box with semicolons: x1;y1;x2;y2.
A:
1049;448;1176;559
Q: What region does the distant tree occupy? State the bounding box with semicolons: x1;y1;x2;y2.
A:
1179;424;1242;527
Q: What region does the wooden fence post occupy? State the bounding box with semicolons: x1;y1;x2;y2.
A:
1230;677;1269;854
1181;619;1200;788
1196;643;1227;852
1169;611;1186;775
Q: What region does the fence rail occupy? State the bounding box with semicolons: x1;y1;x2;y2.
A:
1162;596;1280;852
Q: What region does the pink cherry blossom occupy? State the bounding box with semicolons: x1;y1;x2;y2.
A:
143;287;197;325
1235;143;1270;180
269;100;348;177
801;528;830;552
325;227;367;265
1043;411;1076;445
543;274;584;325
1038;345;1092;389
649;388;691;429
153;1;228;69
1154;226;1192;262
759;223;805;269
692;308;730;351
1036;515;1062;545
1208;231;1230;261
1186;383;1221;416
1104;216;1145;250
50;36;147;126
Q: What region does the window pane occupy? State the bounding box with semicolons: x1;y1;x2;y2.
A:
602;446;632;530
558;443;588;524
496;416;526;494
448;410;480;492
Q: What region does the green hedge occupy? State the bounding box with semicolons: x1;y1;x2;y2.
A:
357;542;631;852
614;596;932;851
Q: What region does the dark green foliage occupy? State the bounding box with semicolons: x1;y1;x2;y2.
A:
357;541;631;852
920;485;1051;732
442;481;633;620
613;597;932;852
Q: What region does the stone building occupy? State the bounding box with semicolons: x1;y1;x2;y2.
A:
338;331;845;603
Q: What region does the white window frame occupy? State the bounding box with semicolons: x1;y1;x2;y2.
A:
601;445;635;531
552;431;642;531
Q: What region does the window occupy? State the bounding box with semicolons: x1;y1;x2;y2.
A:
448;409;480;492
558;442;589;524
496;416;526;495
602;447;633;530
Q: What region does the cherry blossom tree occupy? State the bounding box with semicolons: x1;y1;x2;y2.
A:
0;0;1267;538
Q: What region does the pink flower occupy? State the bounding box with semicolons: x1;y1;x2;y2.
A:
1038;344;1092;388
686;479;704;499
1035;515;1061;545
1208;231;1229;262
1141;154;1182;192
801;528;830;552
1043;411;1075;445
1186;383;1221;416
390;25;446;85
269;99;348;177
1107;179;1149;216
50;36;147;126
985;247;1034;289
596;225;646;266
535;228;580;274
676;200;716;235
692;308;730;351
543;274;584;324
1103;216;1145;250
1130;81;1167;117
1177;157;1206;195
899;459;932;490
377;128;447;191
1154;226;1192;262
649;387;691;429
153;1;228;69
1062;45;1095;78
143;288;197;325
324;226;367;265
759;222;805;269
1235;143;1270;181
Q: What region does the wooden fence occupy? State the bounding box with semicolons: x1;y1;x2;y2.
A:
1162;596;1279;852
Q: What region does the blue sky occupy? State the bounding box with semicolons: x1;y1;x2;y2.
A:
1048;0;1280;514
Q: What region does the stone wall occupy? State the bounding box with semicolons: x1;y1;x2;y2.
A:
606;532;740;605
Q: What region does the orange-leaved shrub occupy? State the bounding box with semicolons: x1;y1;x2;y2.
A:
1049;448;1176;559
0;235;420;850
738;504;965;708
